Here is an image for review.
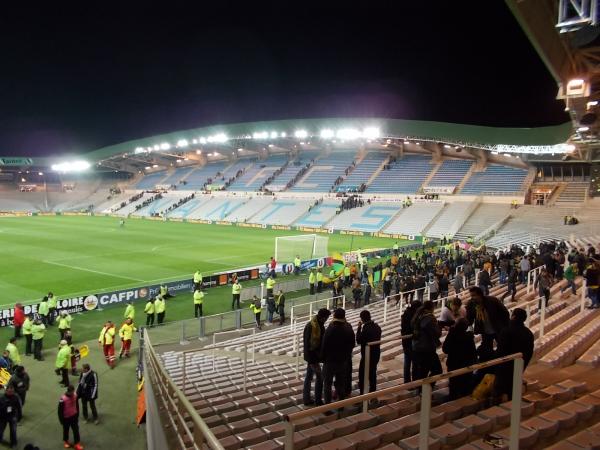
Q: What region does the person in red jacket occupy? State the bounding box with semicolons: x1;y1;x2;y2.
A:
12;304;25;339
58;385;83;450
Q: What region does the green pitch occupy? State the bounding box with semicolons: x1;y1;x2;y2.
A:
0;215;406;306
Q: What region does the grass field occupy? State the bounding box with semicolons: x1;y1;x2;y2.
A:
0;215;404;305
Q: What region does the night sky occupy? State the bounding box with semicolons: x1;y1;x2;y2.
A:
1;2;569;157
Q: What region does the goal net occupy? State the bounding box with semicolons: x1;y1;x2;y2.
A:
275;234;329;263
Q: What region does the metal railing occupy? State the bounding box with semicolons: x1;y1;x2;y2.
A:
144;330;224;450
289;295;345;331
526;264;545;294
283;353;525;450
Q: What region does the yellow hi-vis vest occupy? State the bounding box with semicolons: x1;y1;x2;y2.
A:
144;301;155;314
154;298;165;314
119;322;135;341
294;257;301;267
232;283;242;295
124;304;135;320
194;290;205;304
250;301;262;314
58;314;72;330
99;326;115;345
316;272;323;282
309;272;316;284
266;278;275;290
193;271;203;283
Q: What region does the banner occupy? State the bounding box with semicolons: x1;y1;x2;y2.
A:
0;157;33;166
422;186;455;194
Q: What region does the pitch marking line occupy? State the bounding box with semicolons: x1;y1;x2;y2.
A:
42;260;145;282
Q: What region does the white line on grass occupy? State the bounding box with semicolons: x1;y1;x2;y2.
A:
42;260;145;282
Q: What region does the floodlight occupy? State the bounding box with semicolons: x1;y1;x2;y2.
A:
362;127;380;139
253;131;268;139
160;142;171;150
21;178;26;182
268;144;274;148
51;161;91;172
320;129;334;139
270;131;278;139
176;159;182;163
192;139;198;144
238;148;244;151
294;130;308;139
443;144;451;149
145;166;151;170
404;140;410;144
176;139;189;148
336;128;360;140
578;126;589;132
152;164;159;168
208;133;227;143
280;132;287;137
199;137;207;144
153;145;160;150
134;147;145;154
196;150;202;154
38;172;44;176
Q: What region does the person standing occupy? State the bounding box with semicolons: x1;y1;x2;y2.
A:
316;270;324;293
57;311;72;341
269;257;277;278
249;296;262;330
465;286;510;358
98;321;116;369
5;338;21;367
266;275;276;300
23;314;33;356
561;263;578;296
31;319;46;361
144;298;155;327
302;308;331;406
501;266;519;303
193;289;205;318
124;301;135;322
294;255;301;275
535;268;552;309
585;260;600;309
119;319;135;359
442;318;477;399
0;386;21;448
12;304;24;339
401;300;421;383
58;385;83;450
159;284;172;299
309;270;316;295
519;256;530;285
275;290;285;326
193;270;203;291
494;308;535;400
77;364;99;425
231;280;242;310
154;296;166;325
356;310;382;394
55;340;71;387
38;297;49;326
322;308;355;404
47;292;58;326
7;366;30;407
478;268;493;296
411;301;443;383
453;269;465;295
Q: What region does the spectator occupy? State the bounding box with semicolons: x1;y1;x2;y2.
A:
411;301;442;385
535;268;552;309
5;338;20;367
302;308;330;406
322;308;355;405
453;269;465;294
438;297;466;328
58;385;83;450
438;274;449;299
0;351;13;373
501;266;518;303
585;260;600;309
22;314;33;356
77;364;99;424
401;300;421;382
494;308;534;400
55;340;71;387
519;256;530;284
356;310;382;394
0;386;21;448
561;263;578;296
275;290;285;326
478;268;493;296
442;318;477;399
465;287;510;359
7;366;30;407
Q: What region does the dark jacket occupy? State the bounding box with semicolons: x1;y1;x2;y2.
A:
411;311;441;353
466;296;510;336
438;276;449;293
494;320;535;396
303;319;326;364
77;370;99;400
321;319;355;364
0;393;21;422
356;320;382;359
442;328;477;371
7;372;30;397
401;303;420;350
478;270;492;287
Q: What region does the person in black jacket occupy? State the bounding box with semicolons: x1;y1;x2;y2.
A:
478;269;493;296
501;267;518;303
442;318;477;399
7;366;30;407
356;310;382;394
466;287;510;358
77;364;99;424
302;309;331;406
322;308;355;404
411;301;442;383
494;308;534;400
400;300;421;382
0;386;22;448
438;275;449;299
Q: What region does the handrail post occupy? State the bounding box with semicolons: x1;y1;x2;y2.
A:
362;345;371;413
212;333;216;372
419;382;432;450
252;327;256;364
284;420;295;450
295;334;300;380
539;298;546;338
525;303;531;328
509;357;524;450
243;344;248;393
383;296;388;324
342;294;346;309
290;305;294;331
183;351;187;394
581;279;587;312
309;303;313;318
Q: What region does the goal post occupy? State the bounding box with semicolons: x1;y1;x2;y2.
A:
275;234;329;263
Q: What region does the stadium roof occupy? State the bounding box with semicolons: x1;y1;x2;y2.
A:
86;118;573;163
